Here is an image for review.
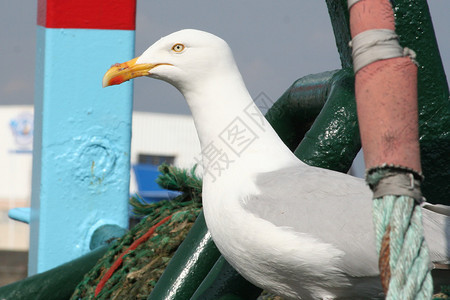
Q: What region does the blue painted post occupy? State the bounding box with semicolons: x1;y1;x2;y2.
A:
30;0;136;275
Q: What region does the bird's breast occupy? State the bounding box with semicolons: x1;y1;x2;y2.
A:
202;186;352;299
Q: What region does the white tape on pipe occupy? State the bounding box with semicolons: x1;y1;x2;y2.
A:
349;29;415;73
348;0;363;9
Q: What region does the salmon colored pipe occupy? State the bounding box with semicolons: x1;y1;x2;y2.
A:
350;0;421;172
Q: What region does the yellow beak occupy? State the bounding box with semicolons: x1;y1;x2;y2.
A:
102;57;166;88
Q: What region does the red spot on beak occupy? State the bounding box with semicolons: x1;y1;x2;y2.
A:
109;75;126;86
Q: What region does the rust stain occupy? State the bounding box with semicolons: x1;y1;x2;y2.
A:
379;224;391;294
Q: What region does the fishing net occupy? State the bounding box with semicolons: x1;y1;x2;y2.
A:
70;164;202;300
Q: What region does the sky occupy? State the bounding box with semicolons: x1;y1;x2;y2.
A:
1;1;449;115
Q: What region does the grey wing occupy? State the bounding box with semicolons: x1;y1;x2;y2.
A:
421;206;450;266
243;165;450;275
243;165;379;277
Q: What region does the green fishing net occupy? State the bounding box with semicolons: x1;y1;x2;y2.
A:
71;164;202;300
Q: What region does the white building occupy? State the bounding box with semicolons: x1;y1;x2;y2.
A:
0;105;200;250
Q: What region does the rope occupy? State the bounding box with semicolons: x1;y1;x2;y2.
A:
368;166;433;299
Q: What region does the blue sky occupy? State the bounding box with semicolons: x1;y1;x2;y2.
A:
1;1;449;114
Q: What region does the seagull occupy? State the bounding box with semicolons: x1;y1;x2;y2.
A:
103;29;449;299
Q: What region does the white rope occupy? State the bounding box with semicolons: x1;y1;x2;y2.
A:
347;0;363;9
349;29;416;73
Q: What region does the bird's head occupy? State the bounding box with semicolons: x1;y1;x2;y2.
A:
103;29;236;92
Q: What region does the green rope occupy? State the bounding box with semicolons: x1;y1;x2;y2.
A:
369;166;433;299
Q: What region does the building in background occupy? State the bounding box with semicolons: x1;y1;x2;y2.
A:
0;106;34;251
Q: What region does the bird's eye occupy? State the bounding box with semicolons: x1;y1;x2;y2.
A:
172;43;185;52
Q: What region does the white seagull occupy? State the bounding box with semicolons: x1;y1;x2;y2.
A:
103;29;449;299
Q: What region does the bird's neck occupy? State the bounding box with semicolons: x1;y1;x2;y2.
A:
182;72;299;183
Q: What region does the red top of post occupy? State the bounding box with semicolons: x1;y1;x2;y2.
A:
37;0;136;30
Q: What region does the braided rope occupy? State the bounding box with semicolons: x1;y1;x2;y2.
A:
369;167;433;299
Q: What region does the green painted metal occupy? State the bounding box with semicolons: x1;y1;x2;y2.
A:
294;68;360;172
0;245;108;300
325;0;353;69
148;212;221;300
266;68;359;172
190;256;262;300
391;0;450;205
265;70;339;151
